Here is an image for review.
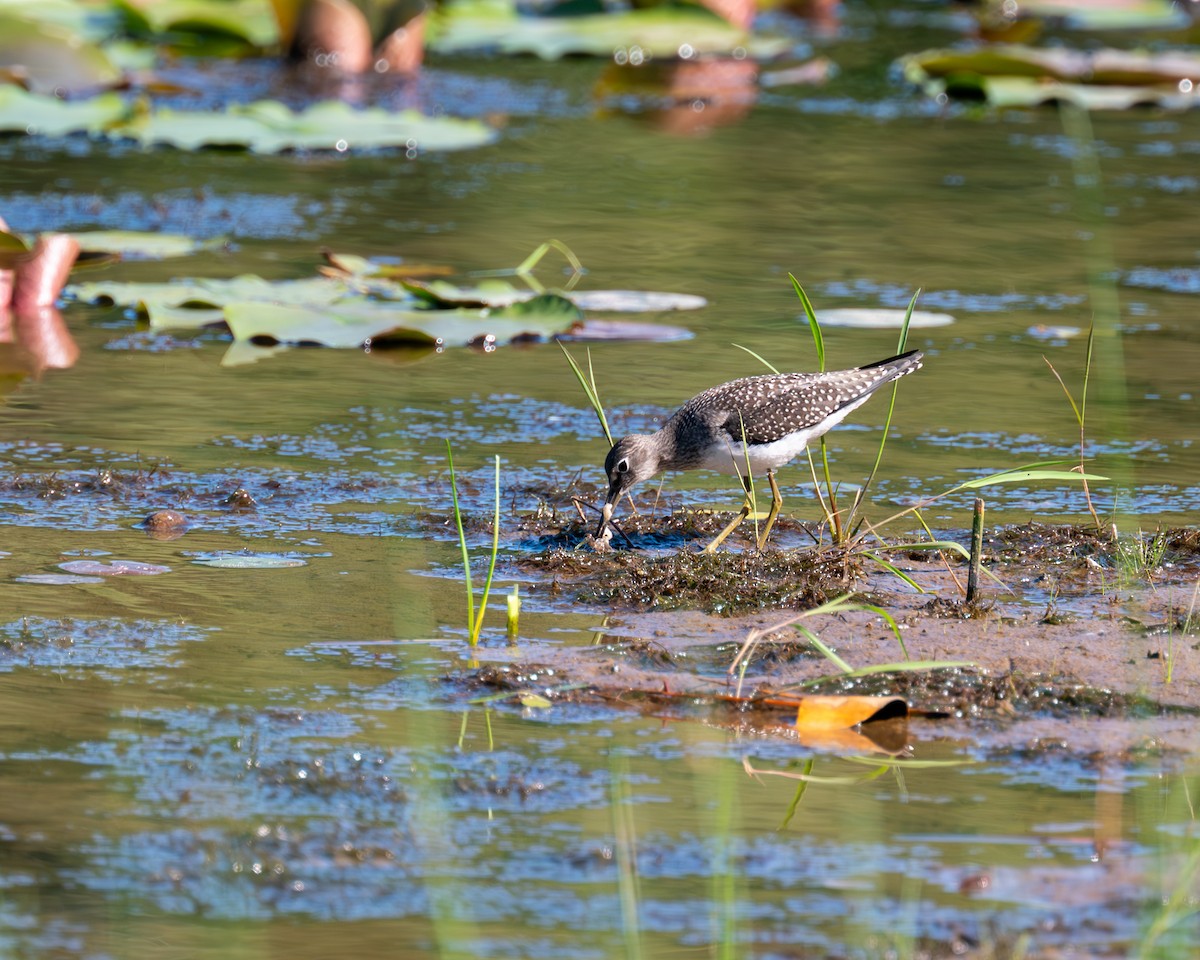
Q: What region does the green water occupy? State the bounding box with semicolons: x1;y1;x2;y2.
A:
2;2;1199;956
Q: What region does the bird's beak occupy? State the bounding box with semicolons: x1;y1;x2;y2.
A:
596;497;615;538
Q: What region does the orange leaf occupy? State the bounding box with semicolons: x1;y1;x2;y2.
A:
793;695;907;731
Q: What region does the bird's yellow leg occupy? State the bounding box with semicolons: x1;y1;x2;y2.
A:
756;471;783;551
703;499;751;553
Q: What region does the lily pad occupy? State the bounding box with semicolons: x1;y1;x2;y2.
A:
814;309;955;329
902;45;1200;110
15;573;105;585
0;89;497;153
0;85;127;138
570;289;708;312
222;293;584;347
58;559;171;576
427;0;789;60
69;275;364;323
191;553;307;568
68;230;226;259
1008;0;1188;31
403;278;707;312
122;99;497;153
113;0;279;47
0;16;123;94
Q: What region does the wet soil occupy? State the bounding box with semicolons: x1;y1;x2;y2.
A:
479;517;1200;757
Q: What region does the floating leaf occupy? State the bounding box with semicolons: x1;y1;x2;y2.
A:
68;230;224;259
191;553;307;568
1007;0;1188;31
427;0;789;60
569;289;707;312
902;44;1200;110
567;318;692;342
0;89;497;153
518;692;553;709
0;85;127;137
113;0;279;46
15;573;105;585
814;308;954;329
59;559;171;575
222;295;584;347
124;98;497;153
0;16;123;94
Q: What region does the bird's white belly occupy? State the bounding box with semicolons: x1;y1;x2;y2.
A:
696;428;819;477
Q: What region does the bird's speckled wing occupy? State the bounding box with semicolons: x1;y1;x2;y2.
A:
694;353;923;446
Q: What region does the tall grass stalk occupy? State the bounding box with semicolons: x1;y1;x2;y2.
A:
446;441;502;647
1044;324;1102;530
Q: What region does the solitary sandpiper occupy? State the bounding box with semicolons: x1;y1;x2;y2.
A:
598;350;924;551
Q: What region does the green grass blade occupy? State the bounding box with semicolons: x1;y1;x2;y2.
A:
788;273;825;371
796;625;854;674
863;551;926;594
559;341;614;445
852;290;921;527
469;454;502;646
731;342;781;374
957;469;1108;490
446;440;475;634
874;539;971;560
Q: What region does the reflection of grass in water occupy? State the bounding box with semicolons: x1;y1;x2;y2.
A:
1138;773;1200;958
1060;102;1130;528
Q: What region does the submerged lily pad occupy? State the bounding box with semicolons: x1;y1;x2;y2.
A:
814;309;955;329
15;573;105;585
59;559;171;576
427;0;788;59
191;553;307;568
570;289;707;312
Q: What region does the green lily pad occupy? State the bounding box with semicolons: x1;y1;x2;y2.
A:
70;275;364;318
402;278;708;312
223;293;584;347
0;84;127;137
0;16;123;94
427;0;788;60
69;230;225;259
1010;0;1188;31
113;0;279;46
0;89;496;153
902;44;1200;109
126;98;497;153
0;0;118;38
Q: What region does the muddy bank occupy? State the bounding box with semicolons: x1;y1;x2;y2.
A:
480;521;1200;756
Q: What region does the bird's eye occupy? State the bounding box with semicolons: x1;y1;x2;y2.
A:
617;459;629;474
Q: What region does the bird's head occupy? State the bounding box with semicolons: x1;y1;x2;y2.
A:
598;434;661;534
